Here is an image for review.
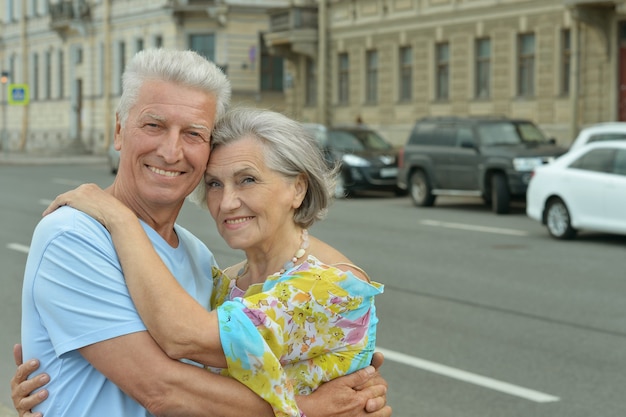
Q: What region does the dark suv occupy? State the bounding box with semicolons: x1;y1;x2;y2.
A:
397;116;567;214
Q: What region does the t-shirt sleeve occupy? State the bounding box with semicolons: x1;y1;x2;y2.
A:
32;211;146;357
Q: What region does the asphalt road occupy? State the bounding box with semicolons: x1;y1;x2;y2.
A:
1;162;625;416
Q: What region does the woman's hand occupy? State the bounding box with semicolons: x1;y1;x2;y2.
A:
42;183;131;231
11;344;49;417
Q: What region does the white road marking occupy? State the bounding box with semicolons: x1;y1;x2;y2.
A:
420;219;530;236
7;243;29;254
376;347;560;403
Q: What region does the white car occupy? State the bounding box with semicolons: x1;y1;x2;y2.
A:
568;122;626;152
526;141;626;239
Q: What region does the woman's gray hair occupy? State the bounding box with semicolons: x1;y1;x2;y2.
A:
189;107;338;228
116;48;231;126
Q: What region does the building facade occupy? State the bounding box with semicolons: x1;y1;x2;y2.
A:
1;0;626;152
0;0;288;153
268;0;626;145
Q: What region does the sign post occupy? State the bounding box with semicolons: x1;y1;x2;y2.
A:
1;71;9;154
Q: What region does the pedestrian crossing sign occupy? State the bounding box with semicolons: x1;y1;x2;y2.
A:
8;84;29;105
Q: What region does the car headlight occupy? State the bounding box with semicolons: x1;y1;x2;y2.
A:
513;157;544;171
342;154;370;167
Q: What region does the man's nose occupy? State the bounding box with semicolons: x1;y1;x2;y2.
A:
158;130;184;162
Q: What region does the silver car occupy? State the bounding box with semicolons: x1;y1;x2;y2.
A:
107;143;120;174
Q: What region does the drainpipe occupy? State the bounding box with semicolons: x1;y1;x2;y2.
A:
317;0;328;126
103;0;111;150
19;2;28;151
570;18;580;144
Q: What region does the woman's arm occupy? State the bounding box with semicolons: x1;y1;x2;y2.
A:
44;184;226;367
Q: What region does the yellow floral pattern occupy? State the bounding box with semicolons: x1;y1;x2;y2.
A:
207;255;383;417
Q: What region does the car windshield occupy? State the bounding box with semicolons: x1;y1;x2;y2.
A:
478;122;547;146
328;130;392;152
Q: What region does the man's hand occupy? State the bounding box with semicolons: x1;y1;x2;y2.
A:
357;352;389;413
11;344;49;417
297;352;392;417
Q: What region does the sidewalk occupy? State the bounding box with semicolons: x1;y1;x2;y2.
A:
0;150;107;166
0;403;16;417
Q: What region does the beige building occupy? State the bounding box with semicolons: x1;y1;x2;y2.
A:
269;0;626;145
1;0;626;152
0;0;289;153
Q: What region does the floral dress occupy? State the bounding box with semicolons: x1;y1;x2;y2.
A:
208;255;384;417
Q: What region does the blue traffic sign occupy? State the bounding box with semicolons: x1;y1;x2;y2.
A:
8;84;29;105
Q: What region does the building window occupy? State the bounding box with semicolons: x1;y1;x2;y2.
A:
74;46;82;64
5;0;13;23
99;43;104;96
399;46;412;102
338;53;349;105
58;49;64;99
518;33;535;97
45;50;51;99
260;35;283;92
135;38;144;54
189;34;215;61
475;38;491;99
561;29;571;96
435;42;449;100
117;41;126;94
305;58;317;106
32;53;39;101
365;50;378;103
154;35;163;48
9;55;16;85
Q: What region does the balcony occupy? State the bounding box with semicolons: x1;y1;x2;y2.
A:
49;0;90;35
265;6;318;59
563;0;618;6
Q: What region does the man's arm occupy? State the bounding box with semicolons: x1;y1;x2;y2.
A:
80;331;273;417
12;335;272;417
13;344;390;417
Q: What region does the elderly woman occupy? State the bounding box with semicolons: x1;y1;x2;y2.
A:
34;107;384;417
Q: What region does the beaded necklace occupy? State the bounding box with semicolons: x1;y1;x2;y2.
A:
236;228;310;282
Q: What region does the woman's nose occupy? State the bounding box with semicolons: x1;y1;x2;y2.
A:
220;186;242;210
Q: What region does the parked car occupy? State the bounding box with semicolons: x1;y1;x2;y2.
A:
526;141;626;239
303;123;402;198
107;143;120;174
568;122;626;152
397;116;567;214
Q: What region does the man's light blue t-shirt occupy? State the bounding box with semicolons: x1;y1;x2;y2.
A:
21;207;216;417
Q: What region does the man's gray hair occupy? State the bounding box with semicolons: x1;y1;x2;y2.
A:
116;48;231;127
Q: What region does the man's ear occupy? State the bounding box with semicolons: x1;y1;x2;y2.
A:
113;114;123;151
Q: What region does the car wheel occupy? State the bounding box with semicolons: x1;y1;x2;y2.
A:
409;170;435;207
491;173;510;214
545;198;577;240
